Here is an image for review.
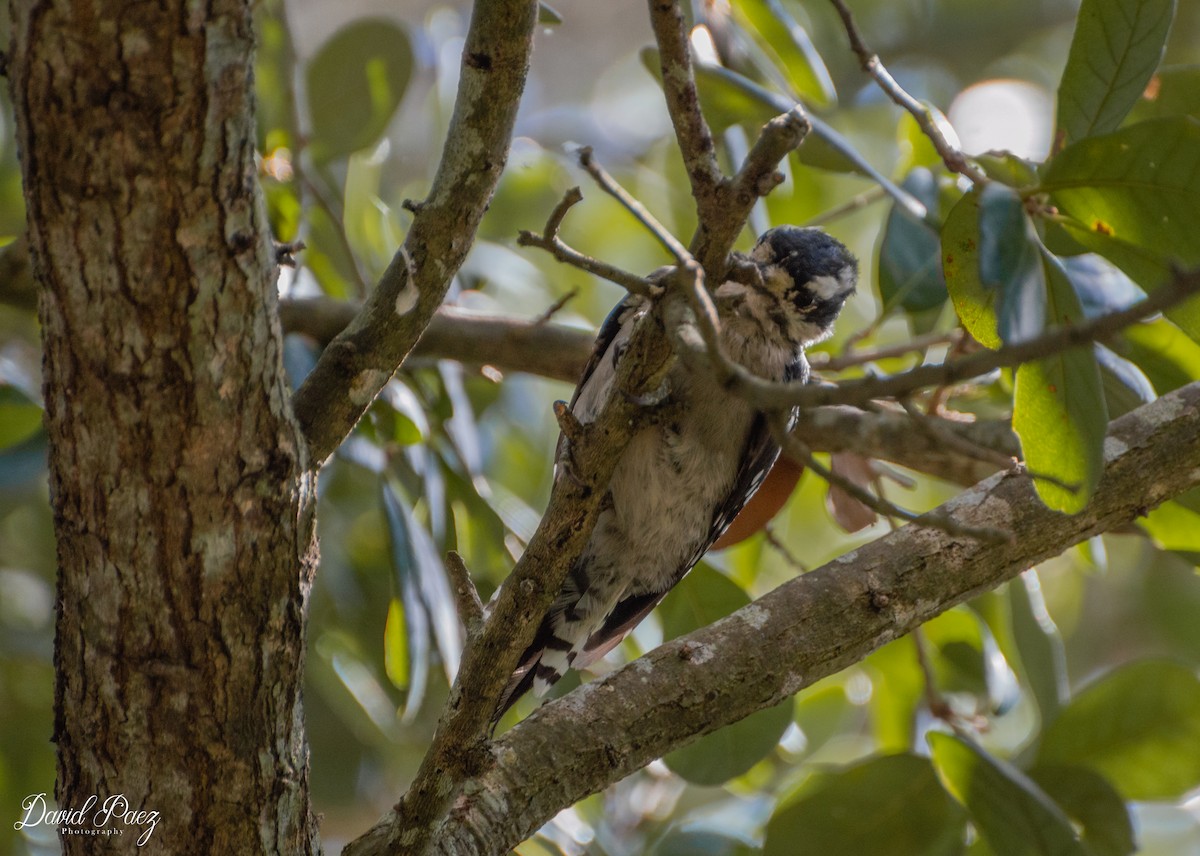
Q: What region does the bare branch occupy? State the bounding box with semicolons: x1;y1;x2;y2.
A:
828;0;989;186
645;0;723;219
279;299;594;383
290;0;540;466
516;186;660;296
419;381;1200;856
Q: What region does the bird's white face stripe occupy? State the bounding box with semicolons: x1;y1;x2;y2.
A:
808;274;843;301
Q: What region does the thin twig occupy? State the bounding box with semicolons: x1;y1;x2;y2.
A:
772;415;1013;543
535;287;579;325
802;186;888;228
828;0;989;187
764;526;809;573
809;329;962;372
577;147;690;264
517;187;660;297
737;267;1200;411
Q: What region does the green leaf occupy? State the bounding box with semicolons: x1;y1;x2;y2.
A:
1008;571;1069;725
1041;118;1200;267
664;699;792;785
1126;64;1200;124
764;754;965;856
1141;488;1200;552
976;152;1040;189
732;0;836;108
1013;255;1108;513
942;189;1001;348
383;598;409;689
658;566;789;784
1029;766;1136;856
659;564;750;639
878;169;947;315
1037;660;1200;800
794;682;858;756
928;732;1090;856
978;184;1046;343
381;482;430;719
306;19;413;162
1055;0;1176;145
537;2;563;25
0;385;42;450
1112;318;1200;393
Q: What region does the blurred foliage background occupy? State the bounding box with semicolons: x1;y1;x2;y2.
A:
3;0;1200;853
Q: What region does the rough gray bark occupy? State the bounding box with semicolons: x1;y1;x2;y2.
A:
9;1;318;853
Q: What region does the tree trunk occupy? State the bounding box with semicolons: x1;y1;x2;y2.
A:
8;1;319;852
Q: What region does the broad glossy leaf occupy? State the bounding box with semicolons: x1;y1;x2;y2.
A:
383;598;409;689
1028;766;1135;856
659;563;749;639
1008;571;1068;724
878;169;947;315
733;0;836;108
306;19;413;162
976;152;1039;189
1013;255;1107;513
1038;660;1200;800
664;699;792;785
942;189;1000;348
1056;0;1176;145
1041;118;1200;267
929;732;1088;856
764;753;965;856
537;2;562;25
978;184;1046;344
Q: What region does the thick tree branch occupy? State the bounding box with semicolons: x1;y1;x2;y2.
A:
290;0;539;465
423;381;1200;856
279;299;594;383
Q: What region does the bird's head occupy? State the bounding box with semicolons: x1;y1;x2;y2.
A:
749;226;858;346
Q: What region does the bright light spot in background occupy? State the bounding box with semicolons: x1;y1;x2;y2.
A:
948;79;1054;160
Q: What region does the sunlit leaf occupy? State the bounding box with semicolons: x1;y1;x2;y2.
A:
1037;660;1200;800
765;753;965;856
383;598;409;689
537;2;562;25
877;168;947;315
1140;488;1200;553
306;19;413;162
733;0;836;108
1111;318;1200;393
1041;118;1200;268
1126;64;1200;125
1013;255;1107;513
975;152;1039;189
929;732;1089;856
978;184;1046;344
1055;0;1175;145
942;189;1000;348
